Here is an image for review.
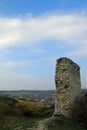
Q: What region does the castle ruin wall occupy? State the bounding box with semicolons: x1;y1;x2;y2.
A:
54;57;81;117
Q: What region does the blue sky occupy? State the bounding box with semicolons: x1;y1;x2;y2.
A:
0;0;87;90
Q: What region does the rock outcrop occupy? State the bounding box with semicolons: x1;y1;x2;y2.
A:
54;57;81;117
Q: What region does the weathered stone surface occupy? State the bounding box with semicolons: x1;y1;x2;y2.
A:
54;57;81;117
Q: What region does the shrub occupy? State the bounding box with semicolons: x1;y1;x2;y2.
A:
72;92;87;128
16;100;50;117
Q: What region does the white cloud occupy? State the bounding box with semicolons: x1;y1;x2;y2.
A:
0;12;87;56
3;61;28;67
2;60;38;68
0;70;32;90
67;46;87;57
1;12;87;90
29;47;46;53
1;58;51;68
0;70;55;90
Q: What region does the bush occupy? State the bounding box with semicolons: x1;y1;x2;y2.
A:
16;100;51;117
0;96;18;116
72;92;87;128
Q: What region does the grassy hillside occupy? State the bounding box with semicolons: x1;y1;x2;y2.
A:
0;96;38;130
0;96;86;130
45;116;86;130
0;96;53;130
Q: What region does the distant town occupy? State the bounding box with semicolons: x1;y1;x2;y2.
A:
0;90;55;106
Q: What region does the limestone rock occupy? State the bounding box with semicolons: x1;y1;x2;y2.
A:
54;57;81;117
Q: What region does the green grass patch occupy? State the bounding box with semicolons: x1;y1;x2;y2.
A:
0;96;54;129
46;116;86;130
0;116;38;130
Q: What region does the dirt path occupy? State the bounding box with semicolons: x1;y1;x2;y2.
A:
13;117;53;130
34;117;53;130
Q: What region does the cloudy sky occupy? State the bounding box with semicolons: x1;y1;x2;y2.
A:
0;0;87;90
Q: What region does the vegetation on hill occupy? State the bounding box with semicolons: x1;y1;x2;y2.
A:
16;99;54;117
0;93;87;130
45;116;86;130
0;96;54;130
0;96;36;130
72;92;87;129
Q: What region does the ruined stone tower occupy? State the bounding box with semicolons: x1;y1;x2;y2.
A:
54;57;81;117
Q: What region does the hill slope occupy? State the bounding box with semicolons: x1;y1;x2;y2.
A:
0;96;37;130
0;96;86;130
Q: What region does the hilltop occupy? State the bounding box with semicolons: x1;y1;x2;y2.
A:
0;95;86;130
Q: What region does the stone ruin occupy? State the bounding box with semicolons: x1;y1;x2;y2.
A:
54;57;81;117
